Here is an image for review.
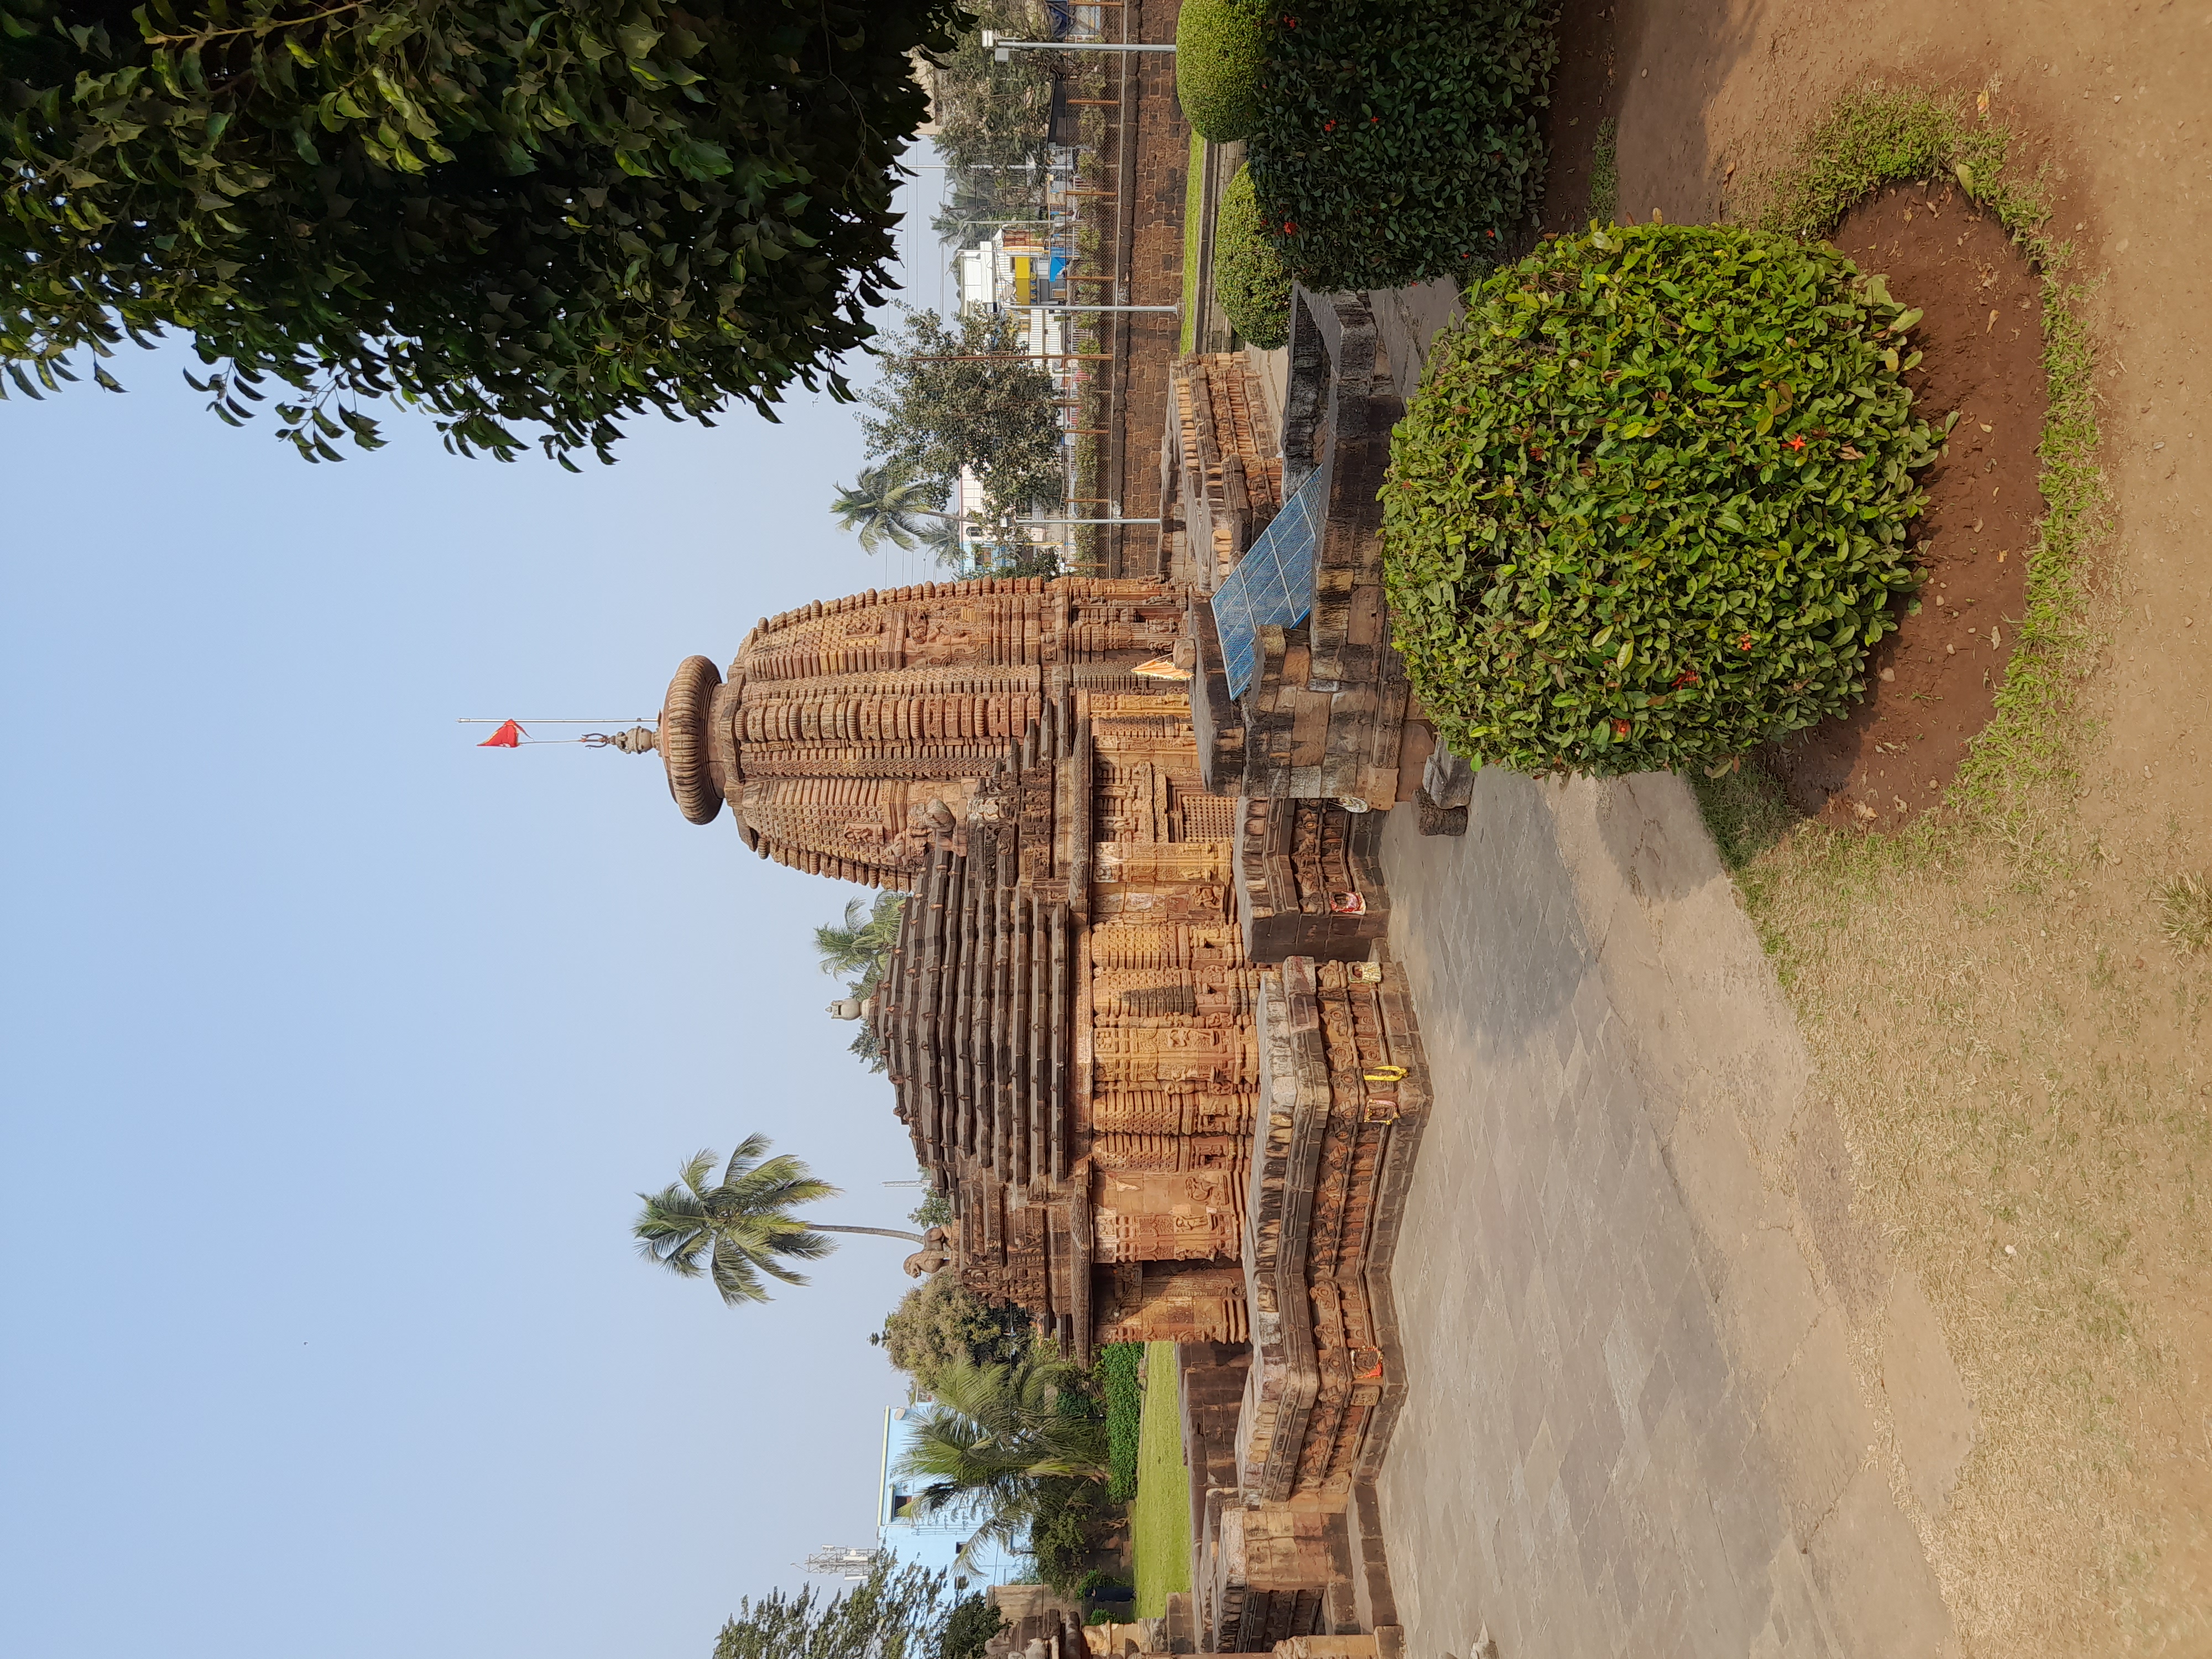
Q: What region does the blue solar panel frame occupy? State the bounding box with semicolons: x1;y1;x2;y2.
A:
1210;465;1328;698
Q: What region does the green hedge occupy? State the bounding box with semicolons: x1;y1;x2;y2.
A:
1175;0;1267;142
1382;225;1943;776
1248;0;1558;293
1098;1343;1142;1501
1213;166;1292;348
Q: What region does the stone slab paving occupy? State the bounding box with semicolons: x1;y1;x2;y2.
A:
1375;769;1972;1659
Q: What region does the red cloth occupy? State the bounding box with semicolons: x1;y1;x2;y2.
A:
478;720;526;748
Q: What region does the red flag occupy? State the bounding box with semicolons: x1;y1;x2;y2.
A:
478;719;526;748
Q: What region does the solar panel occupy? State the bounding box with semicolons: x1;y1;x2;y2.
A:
1211;466;1327;698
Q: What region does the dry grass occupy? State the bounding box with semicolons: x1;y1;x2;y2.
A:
1740;799;2212;1652
1706;85;2212;1657
2158;873;2212;957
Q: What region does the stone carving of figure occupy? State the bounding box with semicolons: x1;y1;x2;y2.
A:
902;1226;955;1278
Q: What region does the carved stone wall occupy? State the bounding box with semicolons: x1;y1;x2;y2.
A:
1166;354;1285;591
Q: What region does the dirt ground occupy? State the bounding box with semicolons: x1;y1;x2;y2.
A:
1767;184;2044;832
1533;3;2212;1655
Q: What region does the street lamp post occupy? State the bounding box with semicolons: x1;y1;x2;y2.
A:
980;29;1175;60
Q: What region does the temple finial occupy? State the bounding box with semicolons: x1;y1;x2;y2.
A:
585;726;659;754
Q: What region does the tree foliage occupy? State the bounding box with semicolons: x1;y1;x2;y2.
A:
815;890;908;983
907;1186;953;1230
931;164;1044;249
817;890;905;1070
1381;225;1939;776
1248;0;1557;292
896;1353;1110;1573
1;0;961;465
832;467;957;555
714;1557;950;1659
924;0;1054;178
862;306;1061;520
879;1271;1030;1389
936;1596;1004;1659
633;1135;921;1306
1020;1479;1108;1595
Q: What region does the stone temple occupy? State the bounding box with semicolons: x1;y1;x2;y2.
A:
632;304;1452;1658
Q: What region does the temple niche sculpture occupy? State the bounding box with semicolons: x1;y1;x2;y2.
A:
644;572;1430;1653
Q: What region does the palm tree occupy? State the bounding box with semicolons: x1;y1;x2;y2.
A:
913;515;968;570
814;893;907;988
831;465;961;554
895;1354;1110;1568
634;1136;925;1306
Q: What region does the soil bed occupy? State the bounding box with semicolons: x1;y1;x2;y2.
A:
1762;183;2044;829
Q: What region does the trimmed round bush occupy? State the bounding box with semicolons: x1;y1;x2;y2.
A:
1381;225;1944;776
1176;0;1268;141
1250;0;1557;292
1213;166;1292;348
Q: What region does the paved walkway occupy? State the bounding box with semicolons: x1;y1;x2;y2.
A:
1375;771;1976;1659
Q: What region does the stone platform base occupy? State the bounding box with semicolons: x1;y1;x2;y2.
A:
1176;931;1432;1653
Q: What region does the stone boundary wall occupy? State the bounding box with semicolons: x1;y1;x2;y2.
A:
1104;0;1190;579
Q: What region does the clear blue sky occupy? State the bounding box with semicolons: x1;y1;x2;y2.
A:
1;164;967;1659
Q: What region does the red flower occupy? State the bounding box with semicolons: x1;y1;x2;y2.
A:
1738;634;1755;651
1324;119;1336;131
1370;114;1380;123
1612;719;1632;738
1284;221;1298;234
1784;433;1807;452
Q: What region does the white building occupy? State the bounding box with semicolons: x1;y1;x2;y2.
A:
875;1404;1029;1588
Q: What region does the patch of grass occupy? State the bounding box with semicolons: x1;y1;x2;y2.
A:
2158;871;2212;954
1687;757;1796;874
1181;132;1206;354
1129;1342;1190;1616
1760;89;1994;240
1587;116;1618;225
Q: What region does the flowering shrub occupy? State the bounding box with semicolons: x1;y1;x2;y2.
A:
1175;0;1268;142
1248;0;1556;293
1213;166;1292;348
1382;225;1945;776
